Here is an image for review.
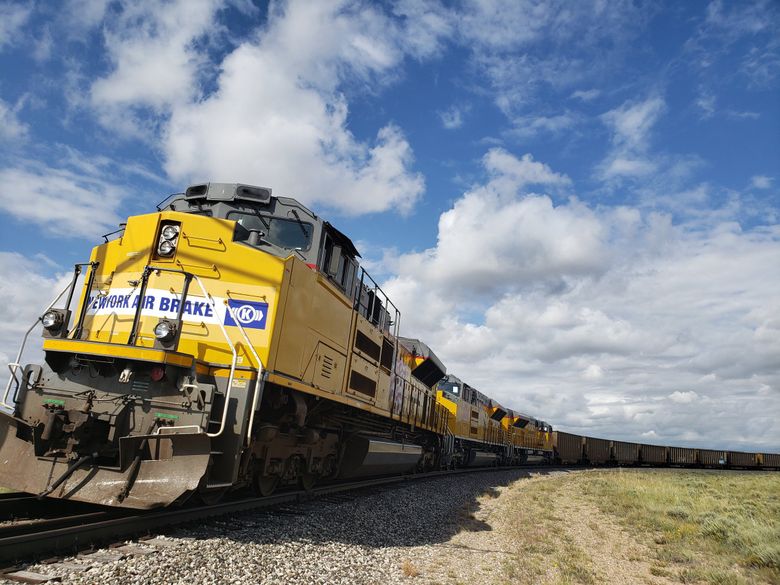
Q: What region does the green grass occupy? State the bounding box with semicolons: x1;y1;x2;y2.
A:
577;469;780;585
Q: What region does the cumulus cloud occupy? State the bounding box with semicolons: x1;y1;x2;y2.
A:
668;391;699;404
89;0;223;136
162;0;440;215
81;1;451;214
384;149;595;316
382;150;780;451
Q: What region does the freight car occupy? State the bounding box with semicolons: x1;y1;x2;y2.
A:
0;182;777;510
550;436;778;470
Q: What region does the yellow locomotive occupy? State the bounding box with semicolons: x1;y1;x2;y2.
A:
0;183;453;508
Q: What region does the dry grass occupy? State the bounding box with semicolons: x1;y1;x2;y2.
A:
402;469;779;585
499;475;601;584
576;469;780;585
402;559;421;578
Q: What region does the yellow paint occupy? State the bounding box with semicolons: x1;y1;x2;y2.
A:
42;338;193;367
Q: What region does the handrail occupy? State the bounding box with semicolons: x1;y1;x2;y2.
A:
189;275;238;439
224;300;264;446
2;281;72;410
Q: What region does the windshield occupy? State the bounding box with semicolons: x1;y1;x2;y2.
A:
229;212;313;250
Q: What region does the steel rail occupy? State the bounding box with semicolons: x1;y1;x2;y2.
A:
0;493;110;523
0;465;561;566
0;511;119;539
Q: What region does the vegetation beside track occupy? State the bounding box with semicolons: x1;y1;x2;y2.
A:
408;469;779;585
495;469;780;585
577;469;780;585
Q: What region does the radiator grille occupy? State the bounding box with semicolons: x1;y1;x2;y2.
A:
355;331;381;362
349;370;377;397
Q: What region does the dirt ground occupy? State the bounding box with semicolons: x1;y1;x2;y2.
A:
397;469;729;585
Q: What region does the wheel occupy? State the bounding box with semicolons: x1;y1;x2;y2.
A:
299;472;317;491
255;474;280;497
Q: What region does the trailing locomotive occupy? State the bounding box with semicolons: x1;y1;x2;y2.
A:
0;182;775;510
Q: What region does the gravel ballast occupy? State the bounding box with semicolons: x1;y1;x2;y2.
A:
4;469;555;585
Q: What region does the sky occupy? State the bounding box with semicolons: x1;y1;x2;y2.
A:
0;0;778;451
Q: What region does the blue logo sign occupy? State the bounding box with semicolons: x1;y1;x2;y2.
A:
224;300;268;330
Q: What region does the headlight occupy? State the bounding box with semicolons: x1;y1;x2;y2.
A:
154;320;176;341
158;240;175;256
42;310;63;330
161;225;179;240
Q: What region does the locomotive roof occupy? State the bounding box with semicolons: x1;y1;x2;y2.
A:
161;182;361;259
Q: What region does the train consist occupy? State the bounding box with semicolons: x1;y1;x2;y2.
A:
0;182;776;510
553;432;779;469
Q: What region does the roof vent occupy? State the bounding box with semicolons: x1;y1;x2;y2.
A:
184;182;272;203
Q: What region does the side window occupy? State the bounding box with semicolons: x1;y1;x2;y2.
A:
321;232;356;298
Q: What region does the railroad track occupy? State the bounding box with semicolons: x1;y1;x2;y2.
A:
0;465;560;568
0;492;103;524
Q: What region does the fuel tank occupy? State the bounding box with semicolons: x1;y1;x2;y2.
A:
465;450;499;467
338;436;422;479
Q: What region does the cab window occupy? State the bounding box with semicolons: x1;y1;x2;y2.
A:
229;211;313;250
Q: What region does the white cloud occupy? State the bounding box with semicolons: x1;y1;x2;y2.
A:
89;0;223;135
687;0;780;88
570;89;601;102
598;96;665;180
507;112;577;139
162;0;435;215
582;364;604;380
0;97;28;141
601;96;665;151
0;156;126;237
63;0;111;35
751;175;773;189
668;391;699;404
438;105;465;129
385;149;595;308
0;1;31;51
455;1;646;121
0;253;71;394
696;92;716;118
381;150;780;450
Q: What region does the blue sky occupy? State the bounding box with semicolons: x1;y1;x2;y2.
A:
0;0;778;450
